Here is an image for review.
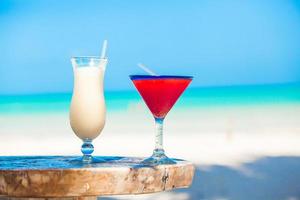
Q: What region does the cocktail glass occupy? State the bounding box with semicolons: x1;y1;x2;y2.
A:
70;56;107;163
130;75;193;165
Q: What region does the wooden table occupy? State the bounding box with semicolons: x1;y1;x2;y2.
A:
0;156;195;200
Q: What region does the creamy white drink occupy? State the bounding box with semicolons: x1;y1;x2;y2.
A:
70;58;107;140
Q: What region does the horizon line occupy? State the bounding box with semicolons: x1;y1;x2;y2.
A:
0;81;299;96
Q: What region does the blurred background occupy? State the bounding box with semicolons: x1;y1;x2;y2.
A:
1;0;300;199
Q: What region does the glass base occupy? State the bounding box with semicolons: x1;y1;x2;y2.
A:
70;156;106;165
70;139;106;165
82;155;107;163
142;149;176;166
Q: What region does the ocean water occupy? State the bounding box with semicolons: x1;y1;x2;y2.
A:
0;83;299;114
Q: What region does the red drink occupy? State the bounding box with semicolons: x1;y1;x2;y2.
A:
130;75;192;118
130;75;193;165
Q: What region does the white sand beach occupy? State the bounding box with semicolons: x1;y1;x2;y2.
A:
1;103;300;200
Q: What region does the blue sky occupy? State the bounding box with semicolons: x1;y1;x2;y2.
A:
0;0;300;94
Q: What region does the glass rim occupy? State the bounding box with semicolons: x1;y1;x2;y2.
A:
71;56;107;61
129;75;193;80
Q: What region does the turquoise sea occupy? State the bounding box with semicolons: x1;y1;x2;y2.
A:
0;82;300;114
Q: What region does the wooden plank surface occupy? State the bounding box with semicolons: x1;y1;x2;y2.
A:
0;156;195;198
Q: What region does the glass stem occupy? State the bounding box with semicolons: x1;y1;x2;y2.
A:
81;138;94;163
154;117;164;153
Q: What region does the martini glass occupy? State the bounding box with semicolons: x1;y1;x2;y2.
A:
130;75;193;165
